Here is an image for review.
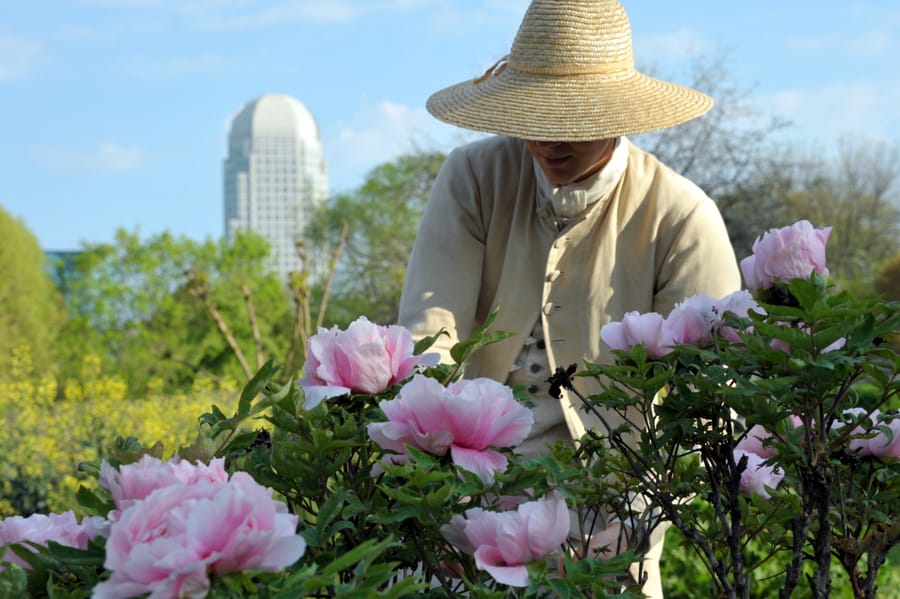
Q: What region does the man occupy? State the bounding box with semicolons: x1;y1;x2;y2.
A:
398;1;741;595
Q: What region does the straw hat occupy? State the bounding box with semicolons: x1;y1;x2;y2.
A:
426;0;713;141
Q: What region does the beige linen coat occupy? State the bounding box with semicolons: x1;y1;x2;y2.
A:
398;135;741;597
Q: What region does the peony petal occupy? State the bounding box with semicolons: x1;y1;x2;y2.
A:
302;385;351;410
461;508;505;549
366;421;415;454
474;546;531;587
440;514;474;554
736;425;776;458
258;534;307;570
739;255;760;290
450;446;507;483
600;321;628;351
519;491;569;557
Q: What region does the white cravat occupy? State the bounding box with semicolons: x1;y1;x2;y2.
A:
534;137;629;220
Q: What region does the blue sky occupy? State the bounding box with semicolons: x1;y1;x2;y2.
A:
2;1;899;251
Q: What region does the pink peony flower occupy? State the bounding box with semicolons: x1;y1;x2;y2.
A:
601;311;672;358
714;290;764;342
740;220;831;291
866;413;900;459
299;316;440;410
367;374;534;483
185;473;306;576
99;455;229;519
736;425;777;458
838;409;900;459
663;294;718;347
440;491;569;587
734;449;783;499
94;472;305;599
736;415;805;458
0;511;106;570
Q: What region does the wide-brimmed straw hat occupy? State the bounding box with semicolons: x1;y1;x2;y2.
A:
426;0;713;141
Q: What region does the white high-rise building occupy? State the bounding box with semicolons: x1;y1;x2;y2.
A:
224;93;328;281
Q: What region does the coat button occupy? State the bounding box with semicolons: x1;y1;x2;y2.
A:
542;302;554;315
546;270;561;282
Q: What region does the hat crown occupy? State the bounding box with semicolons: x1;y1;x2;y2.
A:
509;0;634;76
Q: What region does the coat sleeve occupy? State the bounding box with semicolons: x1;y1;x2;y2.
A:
652;189;742;315
397;147;487;363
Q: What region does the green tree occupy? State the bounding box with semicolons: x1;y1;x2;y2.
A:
636;49;788;200
875;253;900;301
305;151;446;326
634;49;789;258
775;139;900;293
56;229;293;394
0;205;63;379
713;167;795;261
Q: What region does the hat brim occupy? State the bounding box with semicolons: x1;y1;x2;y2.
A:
426;68;713;141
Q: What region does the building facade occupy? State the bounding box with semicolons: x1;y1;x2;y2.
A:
223;94;328;281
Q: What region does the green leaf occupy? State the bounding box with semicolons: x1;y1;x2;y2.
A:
75;485;115;518
45;540;105;567
413;329;448;356
199;403;229;427
319;537;397;577
449;304;513;365
315;488;349;539
239;358;280;416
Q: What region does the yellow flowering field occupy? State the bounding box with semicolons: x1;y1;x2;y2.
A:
0;352;242;517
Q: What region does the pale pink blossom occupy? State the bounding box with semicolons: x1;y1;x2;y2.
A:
736;416;805;458
99;455;228;519
661;290;765;347
440;491;569;587
0;511;106;570
94;482;218;599
740;220;831;291
601;311;672;358
605;292;763;355
866;413;900;459
663;294;718;347
367;375;533;483
734;449;783;499
838;409;900;459
663;291;762;346
736;425;777;458
299;316;440;409
94;473;305;599
714;290;764;342
833;407;870;454
184;473;305;575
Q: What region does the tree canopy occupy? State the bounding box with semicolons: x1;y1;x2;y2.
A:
0;205;63;379
56;229;293;394
305;151;446;326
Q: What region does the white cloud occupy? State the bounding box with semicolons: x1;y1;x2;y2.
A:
0;33;40;81
784;35;835;52
118;53;231;77
34;141;147;173
634;28;711;66
323;100;474;193
764;79;900;145
786;31;895;57
845;31;894;56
